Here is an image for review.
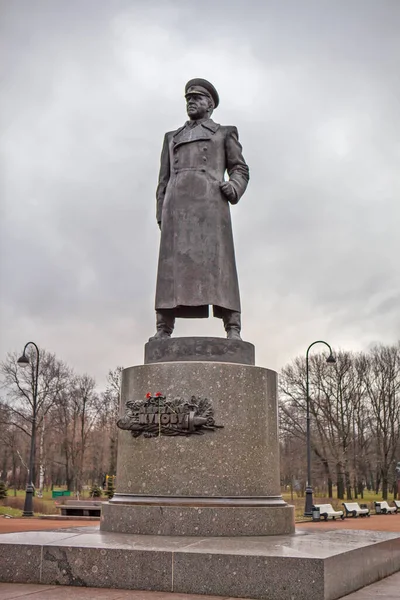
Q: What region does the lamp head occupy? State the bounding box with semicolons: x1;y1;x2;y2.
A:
17;354;30;368
326;354;336;364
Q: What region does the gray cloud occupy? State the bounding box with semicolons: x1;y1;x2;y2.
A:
1;0;399;385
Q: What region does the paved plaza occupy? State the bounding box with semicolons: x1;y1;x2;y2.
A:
1;516;399;599
298;514;400;533
0;573;399;599
2;514;400;535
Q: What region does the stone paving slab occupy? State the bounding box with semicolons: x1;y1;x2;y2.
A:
342;571;400;599
0;573;400;599
0;583;244;599
0;518;96;534
2;515;400;535
298;514;400;533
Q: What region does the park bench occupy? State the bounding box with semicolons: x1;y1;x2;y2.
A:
313;504;345;521
58;500;102;517
342;502;370;518
374;500;397;514
394;500;400;511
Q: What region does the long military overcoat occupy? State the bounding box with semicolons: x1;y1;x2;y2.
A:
155;118;249;318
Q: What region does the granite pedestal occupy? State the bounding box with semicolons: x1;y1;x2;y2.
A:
2;337;396;598
101;338;294;536
1;527;399;599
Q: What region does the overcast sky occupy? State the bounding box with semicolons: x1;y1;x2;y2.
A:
1;0;399;387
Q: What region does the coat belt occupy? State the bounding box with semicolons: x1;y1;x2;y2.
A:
173;167;207;173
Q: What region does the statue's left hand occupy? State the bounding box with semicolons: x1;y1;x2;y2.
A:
220;181;237;203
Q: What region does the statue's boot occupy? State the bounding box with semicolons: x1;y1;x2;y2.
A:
149;310;175;341
223;310;242;340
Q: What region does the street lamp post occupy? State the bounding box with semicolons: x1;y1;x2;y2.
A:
17;341;40;517
304;340;336;517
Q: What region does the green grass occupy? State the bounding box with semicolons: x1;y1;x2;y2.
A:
0;505;23;517
354;490;395;503
1;495;58;515
282;490;394;502
282;490;396;521
4;488;395;522
1;488;105;517
9;489;95;503
11;489;65;501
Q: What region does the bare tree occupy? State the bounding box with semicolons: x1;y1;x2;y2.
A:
0;349;71;487
279;343;400;501
101;366;122;475
52;374;100;493
364;343;400;499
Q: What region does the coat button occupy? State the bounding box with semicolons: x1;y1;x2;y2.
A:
203;146;208;151
174;157;179;163
202;156;207;161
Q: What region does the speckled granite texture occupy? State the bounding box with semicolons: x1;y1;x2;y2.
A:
114;362;282;497
101;503;294;536
101;360;294;536
144;337;255;365
0;528;399;599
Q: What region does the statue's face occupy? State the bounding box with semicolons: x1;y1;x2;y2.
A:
186;93;210;120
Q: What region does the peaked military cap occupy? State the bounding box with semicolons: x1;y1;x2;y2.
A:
185;78;219;108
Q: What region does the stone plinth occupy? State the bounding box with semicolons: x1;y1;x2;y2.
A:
101;359;294;536
145;336;255;365
101;502;293;536
1;528;399;599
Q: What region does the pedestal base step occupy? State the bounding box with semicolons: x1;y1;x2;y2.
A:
0;527;399;600
101;499;294;536
144;336;255;365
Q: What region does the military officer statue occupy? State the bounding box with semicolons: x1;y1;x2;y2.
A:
151;78;249;341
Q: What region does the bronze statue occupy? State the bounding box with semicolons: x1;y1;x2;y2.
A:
151;79;249;341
